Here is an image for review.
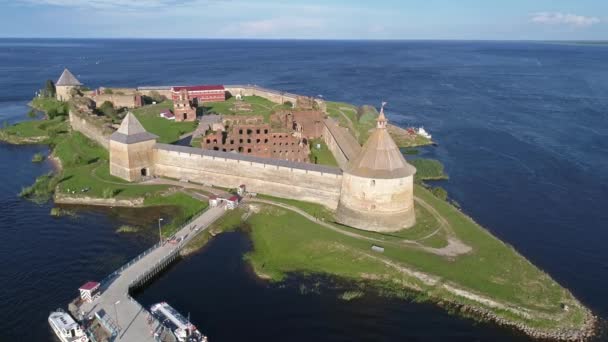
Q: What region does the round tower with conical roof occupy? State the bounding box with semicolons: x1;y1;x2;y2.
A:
109;112;158;182
55;68;82;102
336;103;417;232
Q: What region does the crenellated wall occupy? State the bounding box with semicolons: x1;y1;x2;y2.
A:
153;144;343;209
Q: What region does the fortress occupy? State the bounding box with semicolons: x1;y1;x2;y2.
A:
109;108;416;232
59;69;417;232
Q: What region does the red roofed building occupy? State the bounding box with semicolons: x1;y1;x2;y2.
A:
171;85;226;104
79;281;100;303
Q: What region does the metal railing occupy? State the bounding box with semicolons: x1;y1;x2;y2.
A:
99;208;210;287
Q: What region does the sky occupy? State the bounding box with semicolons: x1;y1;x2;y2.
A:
0;0;606;40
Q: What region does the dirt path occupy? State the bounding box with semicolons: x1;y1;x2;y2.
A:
248;197;471;258
246;197;532;319
336;108;358;139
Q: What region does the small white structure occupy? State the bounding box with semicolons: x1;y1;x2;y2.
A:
160;109;175;120
237;184;246;196
79;281;100;303
417;126;432;139
235;93;243;101
209;195;219;208
226;195;240;210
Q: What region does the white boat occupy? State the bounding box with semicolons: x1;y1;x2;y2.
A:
417;126;432;139
151;302;208;342
48;309;89;342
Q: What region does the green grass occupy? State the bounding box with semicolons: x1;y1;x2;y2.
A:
202;96;290;122
144;192;208;237
182;208;246;255
309;139;339;167
0;117;67;143
50;131;168;199
325;101;378;144
243;185;587;330
32;153;45;163
30;97;69;117
132;101;197;144
20;172;59;203
256;194;335;222
410;158;448;181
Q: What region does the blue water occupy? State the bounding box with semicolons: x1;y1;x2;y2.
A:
0;39;607;341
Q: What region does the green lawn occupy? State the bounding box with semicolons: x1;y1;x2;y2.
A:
0;117;68;143
409;158;448;181
54;131;169;198
309;138;339;167
131;101;198;144
144;192;208;237
30;97;69;117
325;101;378;145
202;96;291;122
243;185;588;331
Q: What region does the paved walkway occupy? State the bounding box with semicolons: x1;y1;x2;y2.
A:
78;206;226;341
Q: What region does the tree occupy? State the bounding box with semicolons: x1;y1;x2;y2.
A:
44;80;56;98
431;187;448;201
148;90;166;103
98;101;116;116
70;87;81;98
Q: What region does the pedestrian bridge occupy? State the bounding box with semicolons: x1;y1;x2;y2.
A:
77;206;226;341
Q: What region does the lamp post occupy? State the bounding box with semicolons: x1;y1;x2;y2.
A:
158;218;164;243
114;300;120;331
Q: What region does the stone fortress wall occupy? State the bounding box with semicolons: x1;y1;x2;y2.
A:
225;85;299;105
92;93;142;109
69;110;112;149
153;144;343;208
70;84;362;209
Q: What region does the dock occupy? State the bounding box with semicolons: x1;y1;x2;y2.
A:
76;206;226;341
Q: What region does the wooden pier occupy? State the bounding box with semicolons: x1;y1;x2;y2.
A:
76;206;226;341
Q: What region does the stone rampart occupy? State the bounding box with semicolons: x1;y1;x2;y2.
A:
93;94;141;108
68;110;112;149
153;144;343;209
225;85;299;105
137;86;173;99
322;118;362;169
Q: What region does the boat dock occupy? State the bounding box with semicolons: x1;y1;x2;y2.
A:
76;206;226;341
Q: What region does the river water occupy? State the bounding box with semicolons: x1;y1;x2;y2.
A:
0;39;607;341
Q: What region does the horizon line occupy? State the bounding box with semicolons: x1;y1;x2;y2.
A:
0;37;607;43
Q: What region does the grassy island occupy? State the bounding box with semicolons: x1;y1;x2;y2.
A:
1;89;595;341
238;189;592;339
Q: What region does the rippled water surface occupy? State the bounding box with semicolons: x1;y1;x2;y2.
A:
0;39;607;341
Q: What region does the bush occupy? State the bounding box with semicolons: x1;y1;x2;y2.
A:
104;88;114;94
431;186;448;201
27;109;38;118
148;90;166;103
102;188;119;199
19;172;59;203
32;153;45;163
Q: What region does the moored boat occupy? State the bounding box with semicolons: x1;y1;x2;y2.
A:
151;302;208;342
48;309;89;342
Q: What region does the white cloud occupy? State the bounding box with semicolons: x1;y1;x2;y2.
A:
531;12;601;28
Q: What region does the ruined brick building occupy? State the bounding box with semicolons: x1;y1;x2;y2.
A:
201;122;310;162
173;89;197;122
